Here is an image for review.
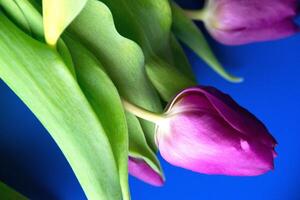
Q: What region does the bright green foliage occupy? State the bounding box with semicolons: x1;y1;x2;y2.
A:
0;0;243;198
0;0;76;76
0;13;123;200
169;34;195;80
63;34;130;200
68;0;162;150
1;0;44;40
0;0;166;197
67;0;164;179
99;0;196;102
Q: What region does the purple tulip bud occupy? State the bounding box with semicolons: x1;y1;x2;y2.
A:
155;86;277;176
128;156;164;186
201;0;299;45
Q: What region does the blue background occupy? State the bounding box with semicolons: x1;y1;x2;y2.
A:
1;1;300;199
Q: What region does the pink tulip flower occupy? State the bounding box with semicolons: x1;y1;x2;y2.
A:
190;0;299;45
155;86;277;176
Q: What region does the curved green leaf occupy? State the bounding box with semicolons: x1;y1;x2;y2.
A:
0;181;28;200
1;0;162;190
0;0;76;77
68;0;162;150
171;3;243;83
0;13;122;200
63;34;129;200
42;0;87;46
99;0;196;102
0;0;31;34
146;56;195;101
100;0;172;57
169;34;195;80
0;0;44;40
56;40;76;77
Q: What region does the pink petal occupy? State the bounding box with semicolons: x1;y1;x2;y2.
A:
128;157;164;186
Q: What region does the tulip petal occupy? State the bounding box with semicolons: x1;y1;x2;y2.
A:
174;87;277;147
166;88;216;114
212;0;297;29
157;86;277;176
129;157;164;187
157;111;274;176
206;0;298;45
210;18;299;45
200;86;277;146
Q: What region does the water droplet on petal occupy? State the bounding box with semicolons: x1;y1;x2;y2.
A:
240;140;250;151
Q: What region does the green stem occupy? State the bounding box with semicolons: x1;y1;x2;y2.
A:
122;99;165;124
184;9;207;21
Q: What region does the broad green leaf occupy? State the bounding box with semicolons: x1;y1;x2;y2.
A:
0;0;44;40
0;0;31;34
63;34;129;200
171;3;243;83
68;0;162;150
0;13;122;200
56;40;76;78
42;0;87;46
99;0;172;58
2;0;162;187
0;181;28;200
146;56;195;101
0;0;76;77
99;0;196;102
169;33;195;80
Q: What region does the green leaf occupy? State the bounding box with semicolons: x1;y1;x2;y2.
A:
0;0;76;77
146;56;195;101
63;34;129;200
0;13;122;200
99;0;196;102
42;0;87;46
2;0;162;189
0;181;28;200
169;33;195;80
56;40;76;78
0;0;31;34
171;3;243;83
68;0;162;150
100;0;172;57
0;0;44;40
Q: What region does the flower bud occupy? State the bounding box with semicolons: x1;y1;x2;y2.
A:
155;86;277;176
201;0;298;45
128;156;164;186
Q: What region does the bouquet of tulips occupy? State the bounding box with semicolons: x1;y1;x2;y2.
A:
0;0;298;199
